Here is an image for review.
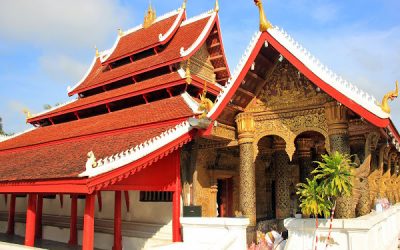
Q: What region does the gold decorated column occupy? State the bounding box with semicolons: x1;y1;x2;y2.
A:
236;113;256;229
274;138;291;219
297;138;314;184
324;101;350;154
325;101;353;218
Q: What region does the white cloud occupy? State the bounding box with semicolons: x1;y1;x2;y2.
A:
39;54;88;85
0;0;130;49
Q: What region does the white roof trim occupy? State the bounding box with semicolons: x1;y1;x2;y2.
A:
101;8;181;64
30;98;78;119
79;121;192;178
177;68;186;78
208;31;262;117
180;12;216;57
159;8;184;42
68;56;98;94
0;127;37;143
181;92;201;114
267;26;389;119
181;10;214;27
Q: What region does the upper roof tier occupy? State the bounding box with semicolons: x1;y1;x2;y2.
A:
68;10;227;96
102;8;186;65
27;72;220;125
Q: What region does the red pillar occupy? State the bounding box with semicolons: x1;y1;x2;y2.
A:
6;194;16;235
172;152;182;242
36;194;43;239
113;191;122;250
82;194;95;250
68;195;78;245
25;194;37;247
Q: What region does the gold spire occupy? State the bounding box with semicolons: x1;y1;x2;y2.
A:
185;59;192;85
117;28;124;37
95;45;99;58
182;0;187;10
379;80;399;114
214;0;219;12
144;1;157;28
254;0;272;32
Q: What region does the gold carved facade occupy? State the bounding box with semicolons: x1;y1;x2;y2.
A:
245;60;331;159
181;44;216;83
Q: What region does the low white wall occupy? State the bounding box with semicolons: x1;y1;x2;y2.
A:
284;204;400;250
177;217;249;250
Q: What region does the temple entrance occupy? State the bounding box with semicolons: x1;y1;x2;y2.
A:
217;178;233;217
255;132;327;230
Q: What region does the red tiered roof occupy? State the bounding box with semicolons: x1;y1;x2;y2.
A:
1;96;194;152
69;14;215;96
29;72;183;123
0;124;176;181
0;96;196;181
103;9;185;64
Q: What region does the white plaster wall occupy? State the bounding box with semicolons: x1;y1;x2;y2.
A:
38;191;172;224
284;204;400;250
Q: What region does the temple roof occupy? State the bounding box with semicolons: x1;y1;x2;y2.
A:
102;8;185;64
207;28;400;151
0;95;197;182
68;11;218;96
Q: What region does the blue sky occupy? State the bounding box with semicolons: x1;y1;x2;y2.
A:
0;0;399;133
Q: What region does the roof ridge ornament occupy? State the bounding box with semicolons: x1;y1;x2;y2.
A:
95;45;99;58
117;28;124;37
214;0;219;13
185;59;192;84
182;0;187;10
254;0;272;31
22;109;32;119
379;80;399;114
144;1;157;28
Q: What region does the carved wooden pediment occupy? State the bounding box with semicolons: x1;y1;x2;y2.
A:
246;60;328;112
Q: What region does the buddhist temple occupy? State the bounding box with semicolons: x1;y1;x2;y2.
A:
0;1;399;249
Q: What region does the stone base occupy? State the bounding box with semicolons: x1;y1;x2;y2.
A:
284;204;400;250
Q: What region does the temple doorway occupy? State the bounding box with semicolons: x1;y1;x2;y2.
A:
217;178;233;217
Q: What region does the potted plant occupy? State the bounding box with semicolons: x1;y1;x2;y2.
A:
297;151;354;250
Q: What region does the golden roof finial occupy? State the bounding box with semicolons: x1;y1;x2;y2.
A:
22;109;32;119
214;0;219;12
117;28;124;37
144;1;157;28
182;0;187;10
185;59;192;85
379;80;399;114
254;0;272;32
95;45;99;58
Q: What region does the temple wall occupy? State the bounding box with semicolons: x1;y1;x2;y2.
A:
193;148;216;217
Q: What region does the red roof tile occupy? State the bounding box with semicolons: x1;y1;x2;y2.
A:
104;11;184;64
0;96;194;151
29;72;184;122
0;124;177;181
70;15;213;95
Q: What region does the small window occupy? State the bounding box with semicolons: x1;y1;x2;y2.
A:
140;191;172;202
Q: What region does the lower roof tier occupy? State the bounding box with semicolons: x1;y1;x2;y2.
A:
0;95;195;152
0;124;177;182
